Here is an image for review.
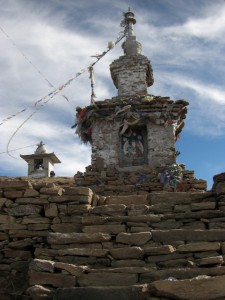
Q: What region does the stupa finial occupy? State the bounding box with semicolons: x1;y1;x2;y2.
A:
121;8;136;37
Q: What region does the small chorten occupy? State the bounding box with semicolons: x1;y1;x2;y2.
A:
20;141;61;178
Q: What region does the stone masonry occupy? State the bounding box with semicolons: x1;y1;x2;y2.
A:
0;174;225;299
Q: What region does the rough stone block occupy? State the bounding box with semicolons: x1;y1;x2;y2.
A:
29;259;55;273
82;224;126;234
27;285;55;300
148;275;225;300
90;204;126;216
116;232;152;245
29;271;76;287
47;232;111;245
58;248;108;257
177;242;221;253
105;195;148;205
152;229;225;242
51;223;82;233
110;247;143;259
143;245;176;255
24;188;40;197
4;190;24;198
6;204;42;216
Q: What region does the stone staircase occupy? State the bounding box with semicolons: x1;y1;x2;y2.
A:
26;191;225;300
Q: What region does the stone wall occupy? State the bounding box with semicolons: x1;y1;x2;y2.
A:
0;175;225;299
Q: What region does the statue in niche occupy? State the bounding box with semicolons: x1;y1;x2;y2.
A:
121;129;145;166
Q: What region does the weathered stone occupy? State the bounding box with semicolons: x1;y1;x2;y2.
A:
149;275;225;300
9;229;49;238
49;195;92;204
82;224;126;234
0;180;31;189
196;256;224;266
6;204;42;216
24;188;40;197
0;222;26;230
3;249;32;260
58;248;108;257
81;216;108;225
126;205;150;216
0;214;15;223
148;192;208;205
47;232;111;244
29;271;76;287
146;252;193;264
67;205;91;215
78;272;138;287
29;259;55;273
191;202;216;211
105;195;148;205
55;256;111;267
27;285;55;300
151;219;183;229
140;266;225;283
51;223;82;233
22;216;50;224
64;187;93;196
111;259;146;267
90;204;126;216
152;229;225;242
130;226;152;233
174;204;190;212
44;203;58;217
4;190;24;198
143;245;176;255
8;238;34;249
110;247;143;259
54;262;88;276
116;232;152;245
35;248;58;258
28;223;50;230
40;187;64;195
54;286;146;300
177;242;221;253
15;198;48;205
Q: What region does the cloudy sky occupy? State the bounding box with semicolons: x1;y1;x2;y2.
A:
0;0;225;189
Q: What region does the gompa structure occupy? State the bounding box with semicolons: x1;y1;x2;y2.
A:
74;9;206;192
20;141;61;178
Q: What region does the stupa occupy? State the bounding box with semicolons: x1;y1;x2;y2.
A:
74;9;206;193
20;141;61;178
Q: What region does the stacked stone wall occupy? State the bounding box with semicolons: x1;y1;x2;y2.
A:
0;176;225;299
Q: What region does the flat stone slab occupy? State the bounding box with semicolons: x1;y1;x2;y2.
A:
149;275;225;300
48;232;111;244
116;232;152;246
152;229;225;242
105;195;148;205
54;286;146;300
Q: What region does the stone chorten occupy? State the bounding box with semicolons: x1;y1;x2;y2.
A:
20;141;61;178
74;9;206;192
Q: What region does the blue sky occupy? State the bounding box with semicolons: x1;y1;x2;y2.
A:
0;0;225;189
